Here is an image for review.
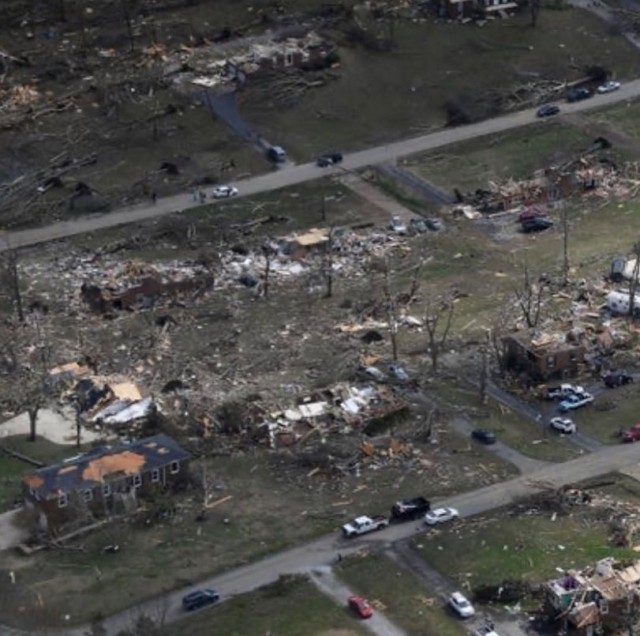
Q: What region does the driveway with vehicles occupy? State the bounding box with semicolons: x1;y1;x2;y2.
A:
3;81;640;253
310;567;408;636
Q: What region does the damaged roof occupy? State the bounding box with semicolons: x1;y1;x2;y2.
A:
23;433;190;499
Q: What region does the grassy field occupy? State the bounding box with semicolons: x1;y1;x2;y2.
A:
156;575;366;636
414;505;638;590
0;436;86;511
242;8;640;160
407;122;593;193
585;98;640;140
431;381;584;462
337;553;467;636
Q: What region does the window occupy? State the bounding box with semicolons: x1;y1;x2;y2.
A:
58;493;68;508
546;355;556;370
151;469;160;483
170;460;180;474
133;474;142;488
83;489;93;503
103;484;111;497
600;600;609;615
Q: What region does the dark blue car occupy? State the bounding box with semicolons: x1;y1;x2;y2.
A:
182;589;220;611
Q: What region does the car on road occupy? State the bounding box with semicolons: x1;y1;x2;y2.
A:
212;185;238;199
622;423;640;443
317;152;343;167
546;384;585;400
559;392;594;412
425;507;459;525
389;215;408;235
448;591;475;618
521;217;554;233
471;428;497;445
391;496;431;522
182;589;220;611
348;595;374;619
537;104;560;118
604;371;634;388
567;87;592;103
550;417;576;434
597;81;621;94
266;145;287;163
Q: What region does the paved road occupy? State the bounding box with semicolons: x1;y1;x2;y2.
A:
3;81;640;253
9;439;634;636
310;567;408;636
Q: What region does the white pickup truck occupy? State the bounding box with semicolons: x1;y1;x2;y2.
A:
342;515;389;538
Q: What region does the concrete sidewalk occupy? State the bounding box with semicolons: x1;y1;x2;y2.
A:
0;509;28;551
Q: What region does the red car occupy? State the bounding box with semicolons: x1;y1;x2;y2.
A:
623;423;640;442
348;595;374;619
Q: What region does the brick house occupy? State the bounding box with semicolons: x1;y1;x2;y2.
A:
503;332;586;381
23;433;190;536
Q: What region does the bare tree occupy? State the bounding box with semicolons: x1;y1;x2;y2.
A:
479;334;488;405
323;227;335;298
530;0;541;27
423;293;456;373
1;250;25;323
562;207;570;287
514;263;546;328
383;259;399;361
629;241;640;319
262;242;274;298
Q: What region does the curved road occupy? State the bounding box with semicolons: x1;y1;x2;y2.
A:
2;81;640;253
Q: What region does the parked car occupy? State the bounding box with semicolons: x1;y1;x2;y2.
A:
521;217;554;233
546;384;585;400
567;87;592;103
388;363;409;381
474;624;500;636
425;507;459;526
348;595;374;619
357;365;387;382
550;417;576;434
266;145;287;163
342;515;389;538
597;81;621;94
449;591;475;618
471;428;497;445
409;218;428;234
537;104;560;118
425;217;444;231
391;497;431;522
623;423;640;443
518;206;547;223
317;152;343;167
558;392;594;412
604;371;634;388
389;215;408;235
182;589;220;611
212;185;238;199
610;256;627;283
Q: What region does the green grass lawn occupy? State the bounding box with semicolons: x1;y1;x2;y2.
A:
242;8;639;161
0;436;86;512
159;575;366;636
585;98;640;140
569;383;640;443
413;510;638;590
337;553;467;636
408;123;592;193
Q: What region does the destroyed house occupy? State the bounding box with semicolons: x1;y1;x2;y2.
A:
545;559;640;635
23;434;190;534
503;332;585;381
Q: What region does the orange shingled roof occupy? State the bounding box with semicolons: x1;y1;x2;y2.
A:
81;451;146;483
24;474;44;489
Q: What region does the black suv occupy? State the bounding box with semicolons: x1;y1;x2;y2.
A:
471;428;497;445
522;217;554;233
604;371;634;388
317;152;343;167
567;88;592;103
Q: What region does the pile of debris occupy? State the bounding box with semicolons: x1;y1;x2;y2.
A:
22;224;410;314
49;362;155;439
244;382;409;449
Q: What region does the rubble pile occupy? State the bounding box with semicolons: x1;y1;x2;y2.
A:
22;225;409;314
244;382;410;449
